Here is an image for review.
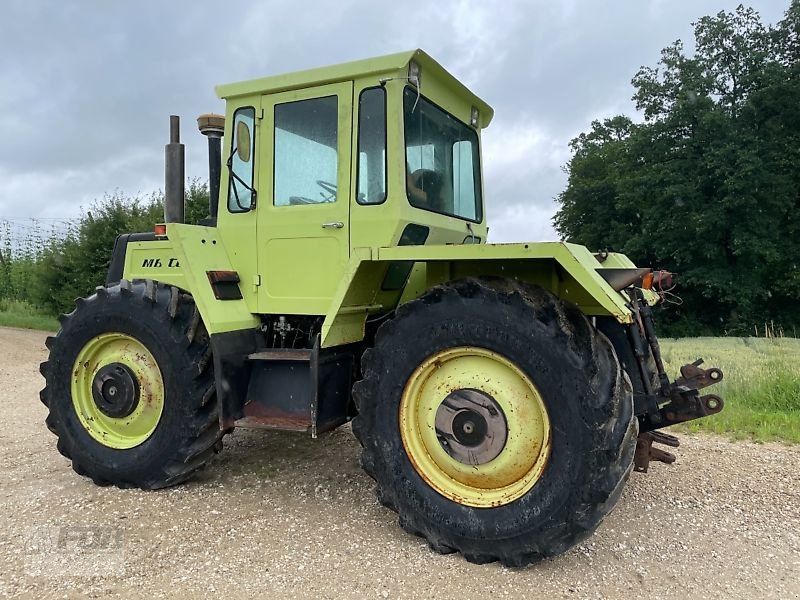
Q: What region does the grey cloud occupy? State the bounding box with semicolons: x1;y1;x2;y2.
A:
0;0;789;240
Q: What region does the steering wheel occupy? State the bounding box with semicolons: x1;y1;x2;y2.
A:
317;180;337;201
287;180;337;205
289;196;316;205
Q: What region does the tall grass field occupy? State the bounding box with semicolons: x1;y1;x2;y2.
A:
661;338;799;443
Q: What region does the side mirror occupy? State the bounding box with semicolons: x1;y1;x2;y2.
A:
236;120;251;162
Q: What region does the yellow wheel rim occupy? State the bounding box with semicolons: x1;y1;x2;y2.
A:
71;333;164;450
399;347;551;508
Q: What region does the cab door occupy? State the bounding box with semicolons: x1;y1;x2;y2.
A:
258;82;353;315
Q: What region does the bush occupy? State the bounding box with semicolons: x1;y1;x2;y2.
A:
0;180;209;316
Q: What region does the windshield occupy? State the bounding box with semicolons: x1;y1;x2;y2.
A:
403;87;482;222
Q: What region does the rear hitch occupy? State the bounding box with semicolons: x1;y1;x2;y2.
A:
642;359;725;431
625;288;726;472
633;359;725;473
674;359;724;391
635;360;725;471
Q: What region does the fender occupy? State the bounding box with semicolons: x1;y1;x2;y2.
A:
111;223;259;334
321;241;637;348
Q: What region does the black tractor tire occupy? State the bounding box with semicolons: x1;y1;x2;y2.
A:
40;279;223;489
596;317;661;421
352;277;637;567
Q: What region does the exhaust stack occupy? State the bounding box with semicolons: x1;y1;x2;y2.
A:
164;115;185;223
197;113;225;223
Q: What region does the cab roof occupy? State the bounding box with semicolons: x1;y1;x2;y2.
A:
215;49;494;128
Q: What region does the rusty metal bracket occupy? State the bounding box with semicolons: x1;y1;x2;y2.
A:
624;294;725;471
635;430;680;472
635;360;725;472
674;359;724;391
640;360;725;433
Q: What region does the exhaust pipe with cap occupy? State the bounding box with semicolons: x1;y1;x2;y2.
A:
197;113;225;224
164;115;185;223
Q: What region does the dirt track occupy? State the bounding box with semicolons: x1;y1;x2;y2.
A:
0;326;798;599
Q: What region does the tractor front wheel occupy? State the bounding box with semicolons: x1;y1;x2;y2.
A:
40;280;223;489
352;278;636;566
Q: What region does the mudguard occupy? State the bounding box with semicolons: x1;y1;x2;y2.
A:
322;242;639;348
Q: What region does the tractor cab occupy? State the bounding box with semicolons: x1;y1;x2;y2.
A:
213;50;493;315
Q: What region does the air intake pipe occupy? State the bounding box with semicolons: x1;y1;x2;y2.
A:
197;113;225;223
164;115;185;223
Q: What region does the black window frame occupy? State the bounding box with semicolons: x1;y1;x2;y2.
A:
227;105;257;214
402;86;483;223
356;86;388;206
380;224;430;291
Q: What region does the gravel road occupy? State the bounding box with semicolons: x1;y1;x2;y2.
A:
0;326;798;599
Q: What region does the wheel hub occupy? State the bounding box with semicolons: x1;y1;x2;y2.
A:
91;363;140;418
435;389;508;465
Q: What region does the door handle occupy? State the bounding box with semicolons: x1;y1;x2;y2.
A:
321;221;344;229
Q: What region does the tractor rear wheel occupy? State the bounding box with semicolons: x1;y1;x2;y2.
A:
40;280;223;489
352;278;636;566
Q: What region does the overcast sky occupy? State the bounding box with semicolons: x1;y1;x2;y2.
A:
0;0;787;242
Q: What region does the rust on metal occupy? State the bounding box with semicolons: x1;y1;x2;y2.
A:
247;349;313;361
674;359;724;391
626;288;727;461
657;367;725;428
651;270;673;290
634;430;680;473
234;415;309;431
237;400;311;432
634;356;725;472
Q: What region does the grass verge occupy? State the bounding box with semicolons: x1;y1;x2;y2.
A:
661;337;800;443
0;299;58;332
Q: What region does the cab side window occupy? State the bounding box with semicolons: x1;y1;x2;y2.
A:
228;107;256;212
274;96;339;206
356;87;387;204
452;140;477;220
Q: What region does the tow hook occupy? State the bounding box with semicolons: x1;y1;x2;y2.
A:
655;359;725;428
636;360;725;472
634;430;680;472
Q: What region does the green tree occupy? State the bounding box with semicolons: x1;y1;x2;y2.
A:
554;3;800;335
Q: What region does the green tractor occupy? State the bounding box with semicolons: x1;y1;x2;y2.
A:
40;50;724;566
